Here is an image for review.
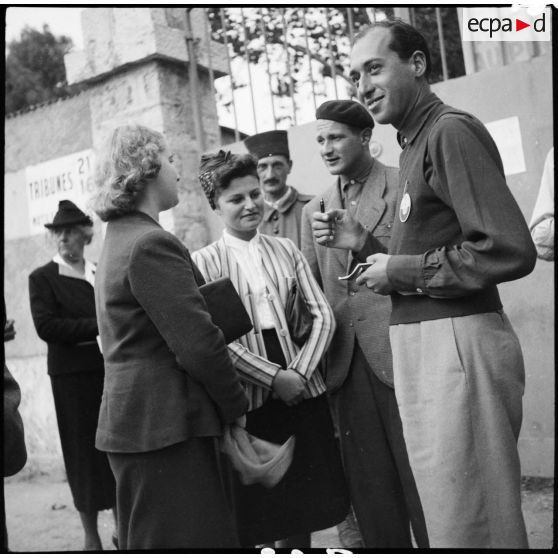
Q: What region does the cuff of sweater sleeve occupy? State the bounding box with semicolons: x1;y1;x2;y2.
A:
386;254;427;294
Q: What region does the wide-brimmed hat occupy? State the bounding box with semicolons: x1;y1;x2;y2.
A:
44;200;93;230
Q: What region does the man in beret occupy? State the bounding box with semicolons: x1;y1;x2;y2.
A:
244;130;313;248
301;100;427;548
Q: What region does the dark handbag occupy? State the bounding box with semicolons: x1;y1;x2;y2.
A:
199;278;253;343
285;280;313;346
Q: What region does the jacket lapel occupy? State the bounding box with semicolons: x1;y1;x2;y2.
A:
325;180;350;271
349;161;388;270
354;160;387;233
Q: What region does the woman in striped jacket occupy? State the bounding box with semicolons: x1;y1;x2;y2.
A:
192;151;349;549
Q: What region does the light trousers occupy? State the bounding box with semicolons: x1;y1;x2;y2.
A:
390;310;528;549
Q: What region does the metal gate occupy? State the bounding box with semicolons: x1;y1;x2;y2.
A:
196;6;465;139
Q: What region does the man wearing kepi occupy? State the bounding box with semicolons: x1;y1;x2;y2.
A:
313;20;537;548
245;130;313;247
301;100;427;549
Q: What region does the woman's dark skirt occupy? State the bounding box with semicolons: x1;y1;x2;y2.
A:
108;437;240;550
234;330;350;546
50;370;115;513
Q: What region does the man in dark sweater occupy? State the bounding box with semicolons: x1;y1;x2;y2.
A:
311;20;536;548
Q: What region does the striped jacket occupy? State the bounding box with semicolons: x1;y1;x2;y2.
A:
192;234;335;411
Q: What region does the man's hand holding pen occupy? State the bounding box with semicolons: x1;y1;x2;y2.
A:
312;199;367;251
312;198;393;293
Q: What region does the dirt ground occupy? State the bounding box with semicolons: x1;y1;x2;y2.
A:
3;473;554;552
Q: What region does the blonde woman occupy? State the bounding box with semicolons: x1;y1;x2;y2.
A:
93;125;248;550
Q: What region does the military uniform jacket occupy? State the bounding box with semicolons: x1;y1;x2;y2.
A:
301;159;399;390
259;186;314;248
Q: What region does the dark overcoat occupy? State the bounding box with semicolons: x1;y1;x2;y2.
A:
29;261;104;375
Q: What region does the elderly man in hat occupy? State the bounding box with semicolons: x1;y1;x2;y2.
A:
244;130;313;248
29;200;117;550
301;100;427;548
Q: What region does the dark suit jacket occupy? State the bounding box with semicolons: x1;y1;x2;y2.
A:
94;211;248;453
29;261;104;376
301;159;399;390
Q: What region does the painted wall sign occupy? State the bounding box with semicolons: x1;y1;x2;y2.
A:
25;149;96;234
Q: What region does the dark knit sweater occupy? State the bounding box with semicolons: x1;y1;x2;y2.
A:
384;92;536;324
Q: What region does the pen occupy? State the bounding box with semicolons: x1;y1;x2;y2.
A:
320;198;325;213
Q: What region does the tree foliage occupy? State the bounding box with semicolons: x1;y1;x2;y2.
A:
206;7;464;129
208;8;385;97
5;25;76;114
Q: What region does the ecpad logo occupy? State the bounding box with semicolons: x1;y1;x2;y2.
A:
462;7;551;42
467;13;545;37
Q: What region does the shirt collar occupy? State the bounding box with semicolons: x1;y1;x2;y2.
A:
397;90;442;149
223;229;261;249
341;160;374;191
53;254;96;286
265;186;297;214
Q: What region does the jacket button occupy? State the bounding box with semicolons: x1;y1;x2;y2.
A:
349;321;354;327
273;214;279;221
273;228;279;234
279;329;288;336
349;291;357;296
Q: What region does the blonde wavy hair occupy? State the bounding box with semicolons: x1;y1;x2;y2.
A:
93;124;165;221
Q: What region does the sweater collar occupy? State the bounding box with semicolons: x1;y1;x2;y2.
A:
397;90;443;149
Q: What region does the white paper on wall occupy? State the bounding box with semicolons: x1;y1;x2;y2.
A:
485;116;527;176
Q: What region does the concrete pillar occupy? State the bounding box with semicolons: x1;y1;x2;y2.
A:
64;7;227;249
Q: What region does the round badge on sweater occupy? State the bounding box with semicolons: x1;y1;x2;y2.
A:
399;192;411;222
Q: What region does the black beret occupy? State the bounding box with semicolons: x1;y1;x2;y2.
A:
244;130;290;160
316;100;375;131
